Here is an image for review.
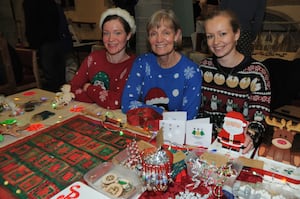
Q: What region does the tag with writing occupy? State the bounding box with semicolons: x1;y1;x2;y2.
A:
50;181;108;199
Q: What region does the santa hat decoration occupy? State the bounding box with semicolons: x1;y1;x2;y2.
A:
224;111;247;127
144;88;169;106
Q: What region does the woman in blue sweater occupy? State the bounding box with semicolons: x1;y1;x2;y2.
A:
121;9;202;120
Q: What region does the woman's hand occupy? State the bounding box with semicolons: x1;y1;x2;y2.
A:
83;83;91;92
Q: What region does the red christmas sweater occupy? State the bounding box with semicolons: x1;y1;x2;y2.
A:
70;50;136;109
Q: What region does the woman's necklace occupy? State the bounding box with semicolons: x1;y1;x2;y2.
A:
216;54;244;76
216;55;244;88
216;62;235;76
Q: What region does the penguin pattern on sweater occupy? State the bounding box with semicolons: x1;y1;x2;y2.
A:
199;56;271;140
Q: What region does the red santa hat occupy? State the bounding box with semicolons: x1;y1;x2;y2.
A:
145;88;169;105
224;111;247;127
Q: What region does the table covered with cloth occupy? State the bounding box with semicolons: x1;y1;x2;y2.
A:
0;88;297;198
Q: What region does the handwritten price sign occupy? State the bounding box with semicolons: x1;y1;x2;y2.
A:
51;182;108;199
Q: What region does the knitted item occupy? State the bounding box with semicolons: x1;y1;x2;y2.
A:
199;56;271;145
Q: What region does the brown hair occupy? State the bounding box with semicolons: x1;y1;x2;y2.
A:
204;10;240;33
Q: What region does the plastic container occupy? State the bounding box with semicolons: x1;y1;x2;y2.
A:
83;162;143;199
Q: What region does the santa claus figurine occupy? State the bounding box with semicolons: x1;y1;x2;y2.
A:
217;111;248;151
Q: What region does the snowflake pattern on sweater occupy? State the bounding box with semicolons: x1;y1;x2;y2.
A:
121;53;202;120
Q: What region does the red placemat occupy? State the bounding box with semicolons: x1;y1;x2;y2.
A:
0;115;146;199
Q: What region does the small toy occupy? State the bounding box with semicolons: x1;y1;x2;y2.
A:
217;111;247;152
54;84;75;107
0;123;29;138
258;116;300;166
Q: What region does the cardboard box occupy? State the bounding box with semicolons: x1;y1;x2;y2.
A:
272;105;300;123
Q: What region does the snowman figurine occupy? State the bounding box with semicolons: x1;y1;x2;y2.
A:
55;84;75;106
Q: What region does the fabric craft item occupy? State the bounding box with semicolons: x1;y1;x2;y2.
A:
0;115;144;199
126;107;162;131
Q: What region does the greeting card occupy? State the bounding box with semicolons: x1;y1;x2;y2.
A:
185;118;212;148
159;112;212;147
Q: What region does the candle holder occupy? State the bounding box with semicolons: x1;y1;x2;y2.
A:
141;147;173;192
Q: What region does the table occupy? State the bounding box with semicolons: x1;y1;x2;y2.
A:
1;89;299;199
0;88;127;148
188;50;297;63
73;41;99;64
252;51;297;62
0;88;144;199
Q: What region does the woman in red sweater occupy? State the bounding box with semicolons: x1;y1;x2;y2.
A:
70;7;136;109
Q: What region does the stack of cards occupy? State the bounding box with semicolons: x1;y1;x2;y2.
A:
159;112;212;148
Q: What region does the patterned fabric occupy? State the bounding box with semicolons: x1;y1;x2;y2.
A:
198;56;271;145
0;115;142;199
70;50;136;109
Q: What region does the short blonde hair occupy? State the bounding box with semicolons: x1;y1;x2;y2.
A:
147;9;182;49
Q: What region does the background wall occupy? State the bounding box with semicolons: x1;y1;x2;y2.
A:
0;0;299;50
173;0;194;37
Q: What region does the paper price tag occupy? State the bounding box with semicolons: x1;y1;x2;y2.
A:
50;181;108;199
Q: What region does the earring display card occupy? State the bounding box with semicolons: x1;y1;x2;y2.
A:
160;112;213;148
160;120;186;145
162;111;187;121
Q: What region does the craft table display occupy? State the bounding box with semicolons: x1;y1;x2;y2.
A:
0;88;128;148
0;89;142;199
0;114;145;199
1;89;299;198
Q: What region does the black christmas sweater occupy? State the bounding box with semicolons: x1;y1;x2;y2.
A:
198;56;271;146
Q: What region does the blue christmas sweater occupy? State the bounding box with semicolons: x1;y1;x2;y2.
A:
121;53;202;120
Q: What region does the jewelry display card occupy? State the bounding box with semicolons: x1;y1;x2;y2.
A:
160;112;212;147
160;119;186;145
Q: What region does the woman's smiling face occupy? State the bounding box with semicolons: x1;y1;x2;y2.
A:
205;15;240;58
148;20;180;57
102;19;131;55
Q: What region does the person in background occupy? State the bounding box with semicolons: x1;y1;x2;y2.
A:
23;0;73;92
70;7;136;110
200;0;219;18
121;9;202;120
198;10;271;153
219;0;267;57
193;0;202;29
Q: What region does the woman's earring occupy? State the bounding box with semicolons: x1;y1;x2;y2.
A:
127;40;130;48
